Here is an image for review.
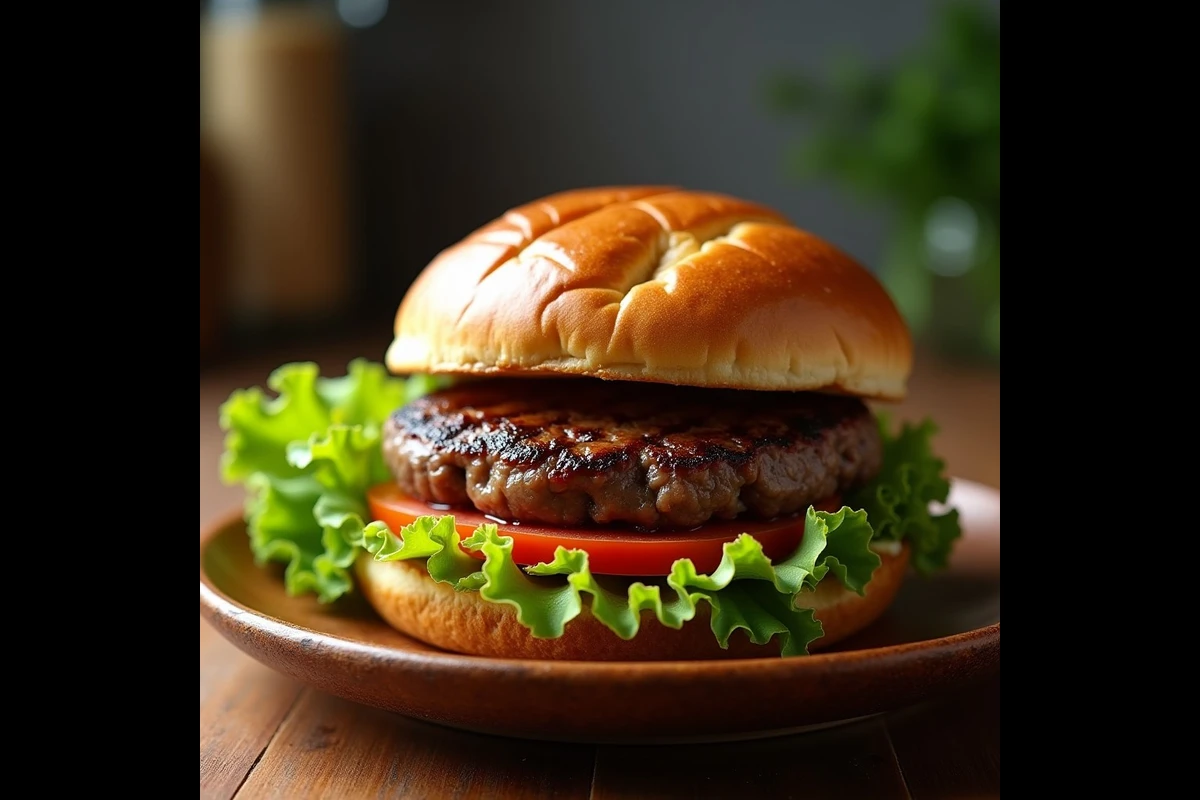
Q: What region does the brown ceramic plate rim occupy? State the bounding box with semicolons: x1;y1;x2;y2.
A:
200;480;1000;679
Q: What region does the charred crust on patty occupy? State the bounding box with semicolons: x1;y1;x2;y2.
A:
382;379;882;530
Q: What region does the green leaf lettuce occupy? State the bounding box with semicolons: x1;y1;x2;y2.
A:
353;508;877;656
847;416;961;574
219;361;431;602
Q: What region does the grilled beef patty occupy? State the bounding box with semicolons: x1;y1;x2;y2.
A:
381;379;882;530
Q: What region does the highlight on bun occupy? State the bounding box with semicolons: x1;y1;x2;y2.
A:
354;544;910;661
386;186;913;400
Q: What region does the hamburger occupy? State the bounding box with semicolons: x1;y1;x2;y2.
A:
219;186;960;660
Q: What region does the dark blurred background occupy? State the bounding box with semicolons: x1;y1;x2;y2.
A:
200;0;1000;367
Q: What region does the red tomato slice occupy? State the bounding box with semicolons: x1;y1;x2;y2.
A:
366;483;839;577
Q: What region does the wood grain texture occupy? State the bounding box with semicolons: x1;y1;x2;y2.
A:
235;689;595;799
886;674;1001;799
591;718;909;799
200;625;303;800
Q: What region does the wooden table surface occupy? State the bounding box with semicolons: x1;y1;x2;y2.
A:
200;333;1001;799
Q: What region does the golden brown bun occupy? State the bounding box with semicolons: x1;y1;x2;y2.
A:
354;543;909;661
387;186;912;399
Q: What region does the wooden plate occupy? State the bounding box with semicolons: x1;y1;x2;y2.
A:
199;479;1000;743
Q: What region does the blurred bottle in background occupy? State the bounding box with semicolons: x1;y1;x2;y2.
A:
200;0;354;344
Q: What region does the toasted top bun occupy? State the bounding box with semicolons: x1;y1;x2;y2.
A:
354;542;910;661
387;187;912;399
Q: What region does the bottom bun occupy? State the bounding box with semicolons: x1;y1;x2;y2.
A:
355;543;910;661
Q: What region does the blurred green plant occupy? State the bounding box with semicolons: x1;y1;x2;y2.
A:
766;0;999;362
